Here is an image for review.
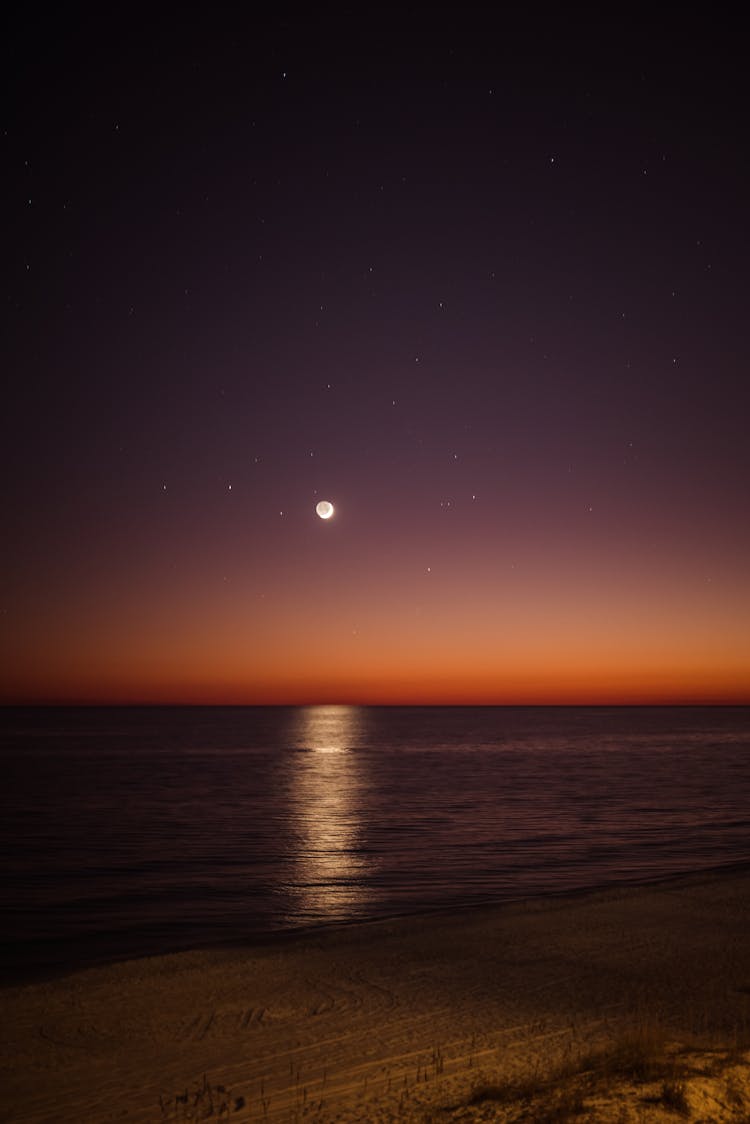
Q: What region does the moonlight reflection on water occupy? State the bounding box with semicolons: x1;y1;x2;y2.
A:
289;706;368;921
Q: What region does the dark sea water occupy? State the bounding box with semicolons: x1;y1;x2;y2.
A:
1;706;749;980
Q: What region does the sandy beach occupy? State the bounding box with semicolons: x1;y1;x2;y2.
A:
2;869;750;1122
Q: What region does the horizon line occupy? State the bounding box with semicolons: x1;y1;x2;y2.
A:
2;699;749;709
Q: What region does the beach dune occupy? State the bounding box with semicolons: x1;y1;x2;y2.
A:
2;870;750;1122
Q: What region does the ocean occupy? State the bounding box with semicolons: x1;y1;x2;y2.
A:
1;705;749;980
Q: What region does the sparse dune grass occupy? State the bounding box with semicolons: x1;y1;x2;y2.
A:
451;1016;750;1123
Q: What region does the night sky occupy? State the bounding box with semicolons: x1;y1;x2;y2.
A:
4;11;749;705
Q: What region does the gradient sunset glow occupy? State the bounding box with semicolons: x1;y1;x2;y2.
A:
3;13;749;706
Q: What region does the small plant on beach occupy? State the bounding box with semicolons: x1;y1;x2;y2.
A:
532;1087;588;1123
159;1074;237;1120
466;1072;587;1120
591;1020;668;1083
655;1078;690;1116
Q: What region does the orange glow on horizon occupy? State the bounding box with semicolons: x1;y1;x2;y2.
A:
6;643;748;708
4;510;748;708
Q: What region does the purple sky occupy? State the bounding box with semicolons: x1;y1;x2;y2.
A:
3;11;749;704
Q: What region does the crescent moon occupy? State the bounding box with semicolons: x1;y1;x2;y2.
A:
316;500;334;520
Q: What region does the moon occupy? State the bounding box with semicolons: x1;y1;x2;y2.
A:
316;500;334;520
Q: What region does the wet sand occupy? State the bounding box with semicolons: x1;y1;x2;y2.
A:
2;868;750;1122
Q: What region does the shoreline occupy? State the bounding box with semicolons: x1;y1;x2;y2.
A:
3;866;750;1121
9;856;750;984
6;857;750;990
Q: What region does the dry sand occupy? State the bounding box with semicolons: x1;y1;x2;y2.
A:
2;869;750;1122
